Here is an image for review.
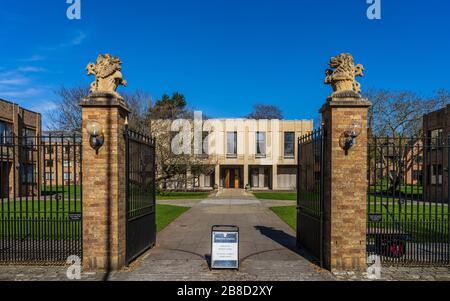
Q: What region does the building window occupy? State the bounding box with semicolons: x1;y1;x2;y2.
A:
428;164;443;185
429;129;443;149
204;174;212;187
64;172;71;181
413;170;422;184
45;146;54;154
227;132;237;157
64;146;71;154
256;132;266;158
21;164;34;184
251;168;259;188
284;132;295;158
193;176;200;188
63;160;71;167
22;128;36;147
45;159;54;167
0;121;13;144
201;131;209;156
414;155;423;164
45;172;54;181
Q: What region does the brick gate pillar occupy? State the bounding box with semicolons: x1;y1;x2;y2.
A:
80;92;130;271
320;53;371;272
320;96;371;272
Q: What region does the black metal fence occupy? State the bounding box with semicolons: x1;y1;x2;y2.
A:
125;128;156;264
297;128;324;266
367;136;450;266
0;134;82;264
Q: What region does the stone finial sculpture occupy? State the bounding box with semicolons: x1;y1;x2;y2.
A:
324;53;364;97
86;54;127;97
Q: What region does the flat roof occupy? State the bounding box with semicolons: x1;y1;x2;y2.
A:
0;98;41;116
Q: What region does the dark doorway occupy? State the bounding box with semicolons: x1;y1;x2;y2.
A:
0;162;11;198
222;167;242;189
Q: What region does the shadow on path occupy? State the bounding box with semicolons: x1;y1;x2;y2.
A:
254;225;319;265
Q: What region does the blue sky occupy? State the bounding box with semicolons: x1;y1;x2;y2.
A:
1;0;449;126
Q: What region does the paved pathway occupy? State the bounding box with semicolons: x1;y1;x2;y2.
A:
110;189;333;280
1;189;449;281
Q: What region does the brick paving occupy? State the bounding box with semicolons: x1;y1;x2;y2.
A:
0;191;449;281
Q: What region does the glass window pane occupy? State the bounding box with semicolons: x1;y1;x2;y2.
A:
227;132;237;155
284;132;295;157
0;121;12;144
256;132;266;156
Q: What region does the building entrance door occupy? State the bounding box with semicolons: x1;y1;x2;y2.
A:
223;168;241;189
233;168;240;188
225;169;231;188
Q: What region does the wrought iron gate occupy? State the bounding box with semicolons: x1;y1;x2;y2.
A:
367;136;450;266
125;129;156;264
0;133;82;263
297;128;324;266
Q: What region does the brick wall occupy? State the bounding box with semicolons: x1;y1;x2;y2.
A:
81;94;129;270
321;98;371;272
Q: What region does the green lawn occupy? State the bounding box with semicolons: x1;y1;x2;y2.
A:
41;184;81;198
253;192;297;201
0;201;190;238
367;201;448;241
0;199;81;216
156;204;190;232
269;202;449;242
369;183;423;198
156;191;210;200
270;206;296;230
368;201;448;217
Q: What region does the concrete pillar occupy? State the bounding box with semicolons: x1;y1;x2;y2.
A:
243;164;249;188
80;92;130;271
215;164;220;188
259;167;265;188
320;96;371;272
199;174;205;189
272;164;278;190
186;166;192;190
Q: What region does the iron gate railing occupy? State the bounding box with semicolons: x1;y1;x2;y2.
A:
297;128;324;267
125;128;156;264
0;133;82;264
367;136;450;266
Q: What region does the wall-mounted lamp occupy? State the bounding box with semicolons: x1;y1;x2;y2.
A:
86;121;104;154
339;121;362;154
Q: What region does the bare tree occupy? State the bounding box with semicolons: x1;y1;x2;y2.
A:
365;88;450;193
47;86;152;133
47;87;89;132
149;93;216;189
245;104;283;120
122;90;152;134
365;88;450;137
151;119;216;189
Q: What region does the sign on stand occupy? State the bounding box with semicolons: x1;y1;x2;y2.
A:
211;225;239;270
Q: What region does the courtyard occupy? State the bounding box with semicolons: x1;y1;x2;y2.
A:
1;1;450;291
0;190;449;281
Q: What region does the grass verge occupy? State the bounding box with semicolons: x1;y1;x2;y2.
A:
156;191;210;200
270;206;296;230
253;192;297;201
156;204;190;232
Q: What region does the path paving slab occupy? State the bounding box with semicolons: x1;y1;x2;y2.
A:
1;190;449;281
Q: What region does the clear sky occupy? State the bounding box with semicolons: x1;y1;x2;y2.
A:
1;0;449;125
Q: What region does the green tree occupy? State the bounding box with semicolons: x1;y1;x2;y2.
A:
149;92;188;120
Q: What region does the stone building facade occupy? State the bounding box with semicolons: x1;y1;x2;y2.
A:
162;118;313;191
423;105;450;202
41;131;82;188
0;98;41;198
